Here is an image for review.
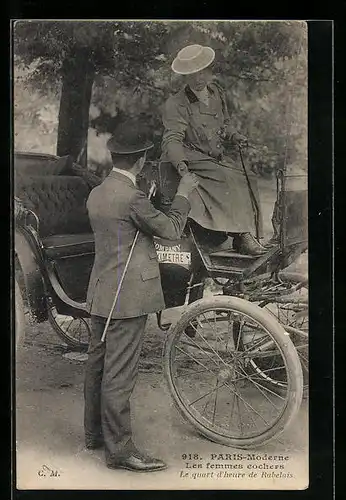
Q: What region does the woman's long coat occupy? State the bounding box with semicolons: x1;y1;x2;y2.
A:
161;82;263;237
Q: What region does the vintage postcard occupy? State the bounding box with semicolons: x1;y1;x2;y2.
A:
14;19;309;490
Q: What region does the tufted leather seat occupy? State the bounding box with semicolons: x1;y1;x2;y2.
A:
15;175;95;259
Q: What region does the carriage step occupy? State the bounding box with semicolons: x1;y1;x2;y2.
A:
209;251;258;269
209;265;245;275
209;251;256;259
204;251;259;278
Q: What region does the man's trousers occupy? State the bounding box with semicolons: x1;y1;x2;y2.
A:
84;314;148;462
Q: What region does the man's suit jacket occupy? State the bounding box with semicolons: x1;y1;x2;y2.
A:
86;170;190;319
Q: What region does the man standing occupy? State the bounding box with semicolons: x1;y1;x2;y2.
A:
84;119;198;472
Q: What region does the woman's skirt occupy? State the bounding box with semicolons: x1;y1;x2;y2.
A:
186;156;263;237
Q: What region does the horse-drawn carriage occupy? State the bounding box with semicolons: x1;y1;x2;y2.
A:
14;150;308;449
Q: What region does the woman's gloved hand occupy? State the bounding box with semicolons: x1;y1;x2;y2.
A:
219;128;248;148
177;172;199;198
230;132;248;148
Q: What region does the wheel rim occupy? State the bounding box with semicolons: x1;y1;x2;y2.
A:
169;307;293;442
48;307;90;349
15;280;25;348
263;302;308;389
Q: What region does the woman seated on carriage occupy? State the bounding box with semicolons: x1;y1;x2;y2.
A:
161;44;266;257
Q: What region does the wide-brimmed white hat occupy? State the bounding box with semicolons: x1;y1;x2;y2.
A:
171;44;215;75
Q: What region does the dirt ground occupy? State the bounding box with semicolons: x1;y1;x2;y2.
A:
15;177;309;490
15;310;308;491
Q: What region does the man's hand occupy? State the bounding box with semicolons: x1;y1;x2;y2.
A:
177;172;199;198
231;132;248;148
176;161;189;177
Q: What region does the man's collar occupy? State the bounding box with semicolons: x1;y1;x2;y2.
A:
111;167;137;186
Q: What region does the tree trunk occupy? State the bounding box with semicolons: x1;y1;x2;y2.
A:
57;48;95;167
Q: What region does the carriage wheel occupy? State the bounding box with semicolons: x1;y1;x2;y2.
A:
47;306;90;350
164;296;303;448
15;259;32;349
242;272;308;396
15;279;26;349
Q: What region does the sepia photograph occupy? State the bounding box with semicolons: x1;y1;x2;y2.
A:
13;19;308;490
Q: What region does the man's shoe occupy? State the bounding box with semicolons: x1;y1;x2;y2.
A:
107;452;167;473
233;233;266;256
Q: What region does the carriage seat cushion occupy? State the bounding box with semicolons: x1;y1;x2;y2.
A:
42;233;95;259
15;175;92;238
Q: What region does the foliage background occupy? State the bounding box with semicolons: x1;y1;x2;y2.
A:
13;20;307;177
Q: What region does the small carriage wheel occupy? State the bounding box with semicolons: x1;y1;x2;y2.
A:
15;259;32;349
164;296;303;448
15;279;26;349
242;272;308;396
47;307;90;350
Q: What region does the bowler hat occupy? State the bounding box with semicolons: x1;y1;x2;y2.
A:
172;44;215;75
107;119;154;155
